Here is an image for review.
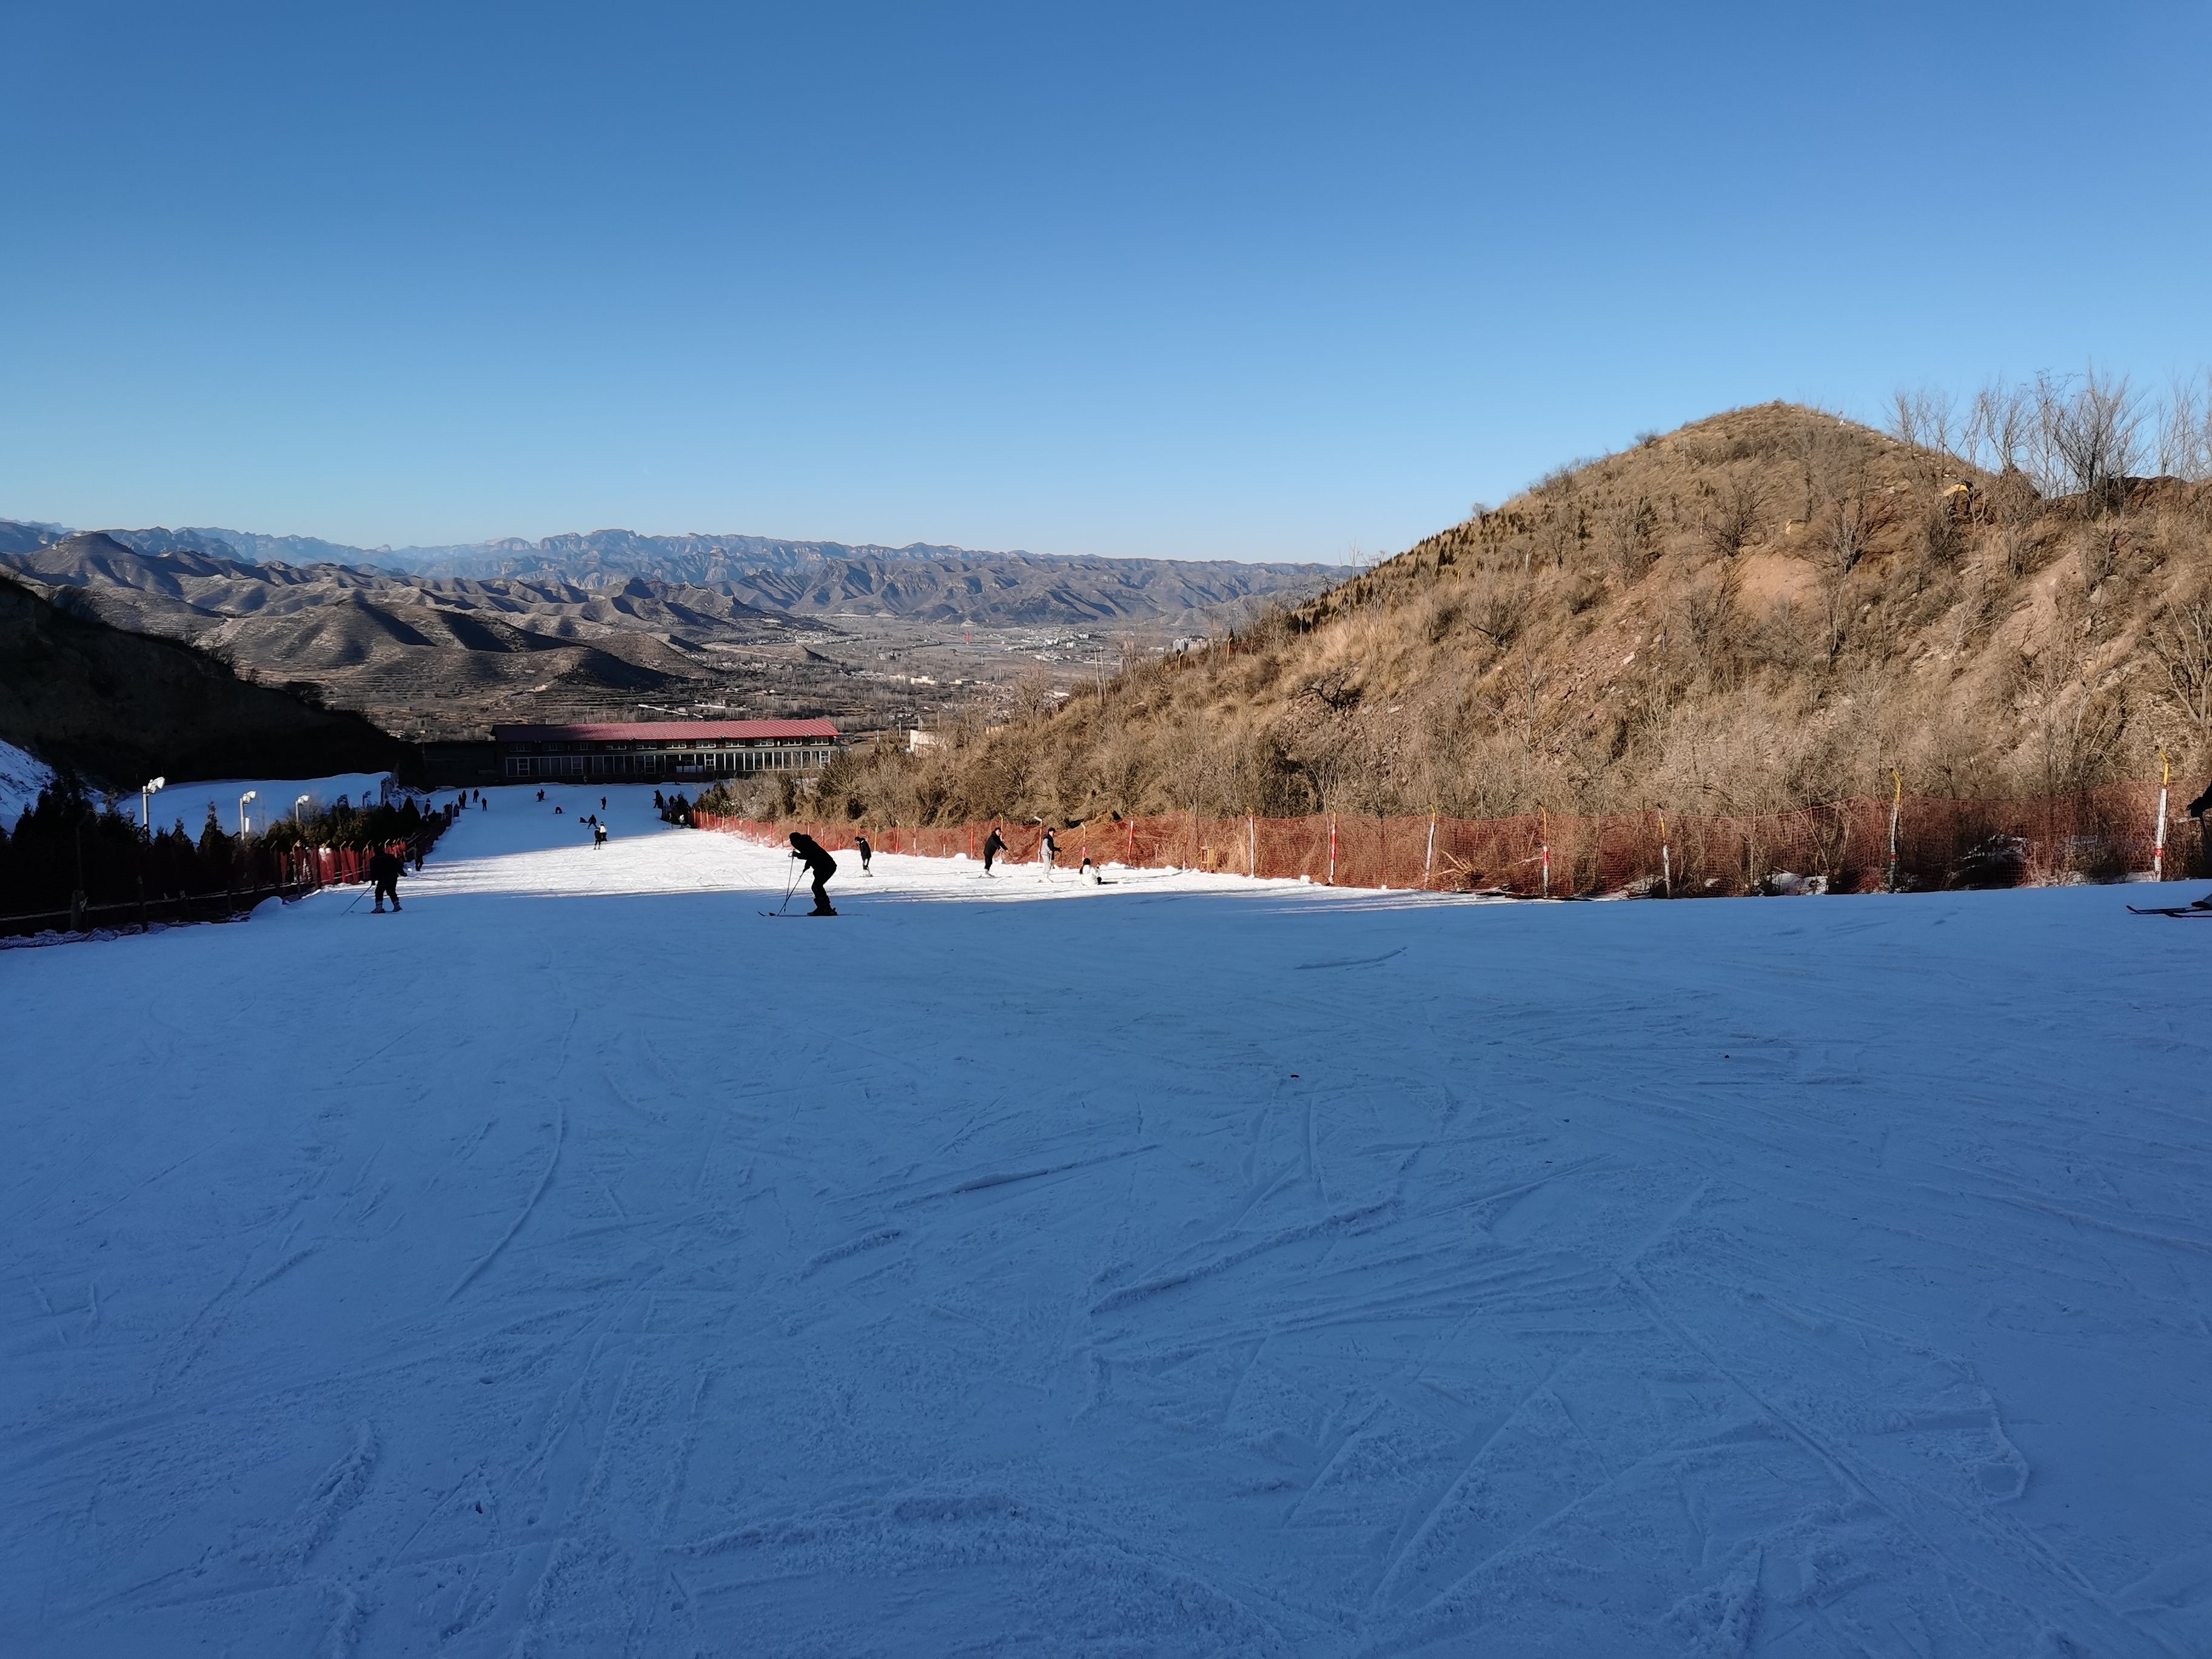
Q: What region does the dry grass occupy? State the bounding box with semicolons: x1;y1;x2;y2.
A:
798;401;2212;828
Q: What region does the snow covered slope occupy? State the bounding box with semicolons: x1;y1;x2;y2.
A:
4;788;2208;1656
0;737;54;823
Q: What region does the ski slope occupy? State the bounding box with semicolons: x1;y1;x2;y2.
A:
4;785;2209;1657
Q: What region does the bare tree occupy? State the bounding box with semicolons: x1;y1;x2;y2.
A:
2157;372;2212;482
1785;408;1855;521
1888;387;1959;480
1966;380;2032;477
1800;491;1891;665
1701;473;1768;558
2148;584;2212;738
2029;368;2143;513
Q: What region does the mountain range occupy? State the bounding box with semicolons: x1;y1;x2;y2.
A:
2;521;1329;627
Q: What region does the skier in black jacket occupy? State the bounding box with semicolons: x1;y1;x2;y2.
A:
854;833;873;875
981;826;1007;875
789;832;838;915
369;843;404;913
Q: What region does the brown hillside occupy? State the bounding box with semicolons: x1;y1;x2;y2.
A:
793;400;2212;826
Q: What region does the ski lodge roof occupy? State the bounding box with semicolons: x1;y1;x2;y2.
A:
491;720;840;744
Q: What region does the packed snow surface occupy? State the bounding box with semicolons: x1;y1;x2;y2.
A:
5;786;2209;1656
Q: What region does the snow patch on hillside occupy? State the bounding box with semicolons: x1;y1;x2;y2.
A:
0;738;53;824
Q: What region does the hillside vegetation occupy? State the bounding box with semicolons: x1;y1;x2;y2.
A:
0;570;410;788
802;384;2212;826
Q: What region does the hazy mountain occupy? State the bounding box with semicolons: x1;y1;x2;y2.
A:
0;534;825;742
31;521;1332;626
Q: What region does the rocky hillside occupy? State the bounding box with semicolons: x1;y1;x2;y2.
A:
810;400;2212;826
0;534;836;742
0;569;410;789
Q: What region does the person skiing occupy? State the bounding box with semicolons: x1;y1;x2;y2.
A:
369;842;404;912
1040;826;1057;878
594;821;608;849
982;825;1006;875
537;789;546;803
1081;854;1108;885
854;833;873;875
788;831;837;915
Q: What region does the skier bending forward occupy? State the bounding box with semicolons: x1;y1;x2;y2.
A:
788;832;838;916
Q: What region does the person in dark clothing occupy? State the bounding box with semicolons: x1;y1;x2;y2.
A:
1039;826;1058;878
369;843;404;913
982;826;1007;875
654;788;666;810
788;831;837;914
854;833;873;875
594;821;608;848
537;789;546;803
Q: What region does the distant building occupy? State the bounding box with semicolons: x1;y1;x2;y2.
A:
907;729;940;753
492;719;841;783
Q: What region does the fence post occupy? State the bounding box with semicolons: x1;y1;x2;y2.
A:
1127;818;1136;866
1248;814;1256;879
1540;808;1550;899
1328;814;1337;885
1659;813;1672;899
1887;770;1902;893
1423;809;1437;890
2154;753;2170;882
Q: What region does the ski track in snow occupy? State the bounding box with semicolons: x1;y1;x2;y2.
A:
4;783;2210;1655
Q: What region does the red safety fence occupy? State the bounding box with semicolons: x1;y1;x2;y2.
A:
699;782;2206;896
0;820;450;939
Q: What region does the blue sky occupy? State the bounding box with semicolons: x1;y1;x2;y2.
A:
3;2;2208;562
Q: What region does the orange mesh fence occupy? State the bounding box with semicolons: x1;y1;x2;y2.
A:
698;783;2205;896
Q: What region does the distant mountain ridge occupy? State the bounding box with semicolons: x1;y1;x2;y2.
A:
0;520;1330;626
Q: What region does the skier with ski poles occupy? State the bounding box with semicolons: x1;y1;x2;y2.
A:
854;833;873;875
788;831;838;915
1039;826;1057;878
981;825;1006;876
369;842;405;913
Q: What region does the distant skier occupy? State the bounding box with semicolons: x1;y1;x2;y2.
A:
369;843;404;913
982;826;1006;875
1039;826;1057;878
594;822;608;849
854;833;873;875
788;831;837;916
537;789;546;803
654;788;666;811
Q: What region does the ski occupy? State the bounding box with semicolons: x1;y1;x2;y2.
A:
2127;905;2212;916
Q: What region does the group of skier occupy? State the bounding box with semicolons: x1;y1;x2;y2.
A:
787;820;1105;914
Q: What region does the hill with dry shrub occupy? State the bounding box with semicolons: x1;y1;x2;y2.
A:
777;388;2212;829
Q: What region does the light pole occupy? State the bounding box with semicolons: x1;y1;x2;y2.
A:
238;789;257;836
295;793;312;826
141;776;166;831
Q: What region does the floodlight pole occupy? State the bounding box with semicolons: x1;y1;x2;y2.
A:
239;789;258;836
141;776;166;831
